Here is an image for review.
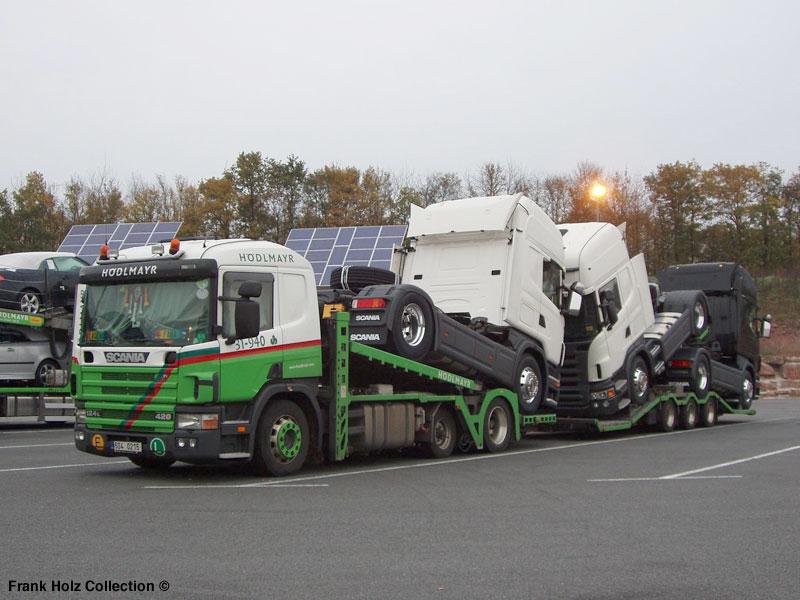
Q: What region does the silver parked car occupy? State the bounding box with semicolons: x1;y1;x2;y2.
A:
0;326;67;385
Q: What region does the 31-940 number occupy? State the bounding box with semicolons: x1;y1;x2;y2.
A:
234;335;268;351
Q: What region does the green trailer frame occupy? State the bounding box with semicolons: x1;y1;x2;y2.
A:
551;388;755;433
328;311;551;460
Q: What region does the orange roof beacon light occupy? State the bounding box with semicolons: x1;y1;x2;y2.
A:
169;239;180;255
99;244;110;260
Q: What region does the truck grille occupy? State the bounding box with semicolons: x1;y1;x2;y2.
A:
79;366;177;404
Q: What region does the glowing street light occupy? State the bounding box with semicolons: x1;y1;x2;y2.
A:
589;182;607;221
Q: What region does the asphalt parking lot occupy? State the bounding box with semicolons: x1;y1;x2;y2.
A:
1;399;799;600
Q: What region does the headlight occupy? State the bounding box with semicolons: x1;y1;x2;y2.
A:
176;413;219;430
75;409;86;424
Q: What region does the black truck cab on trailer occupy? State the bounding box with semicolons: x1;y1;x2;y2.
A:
658;262;768;406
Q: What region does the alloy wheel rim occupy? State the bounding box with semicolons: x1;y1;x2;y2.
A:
401;303;426;347
519;366;539;405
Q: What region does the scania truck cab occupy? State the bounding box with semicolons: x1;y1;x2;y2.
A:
556;222;657;416
73;239;325;468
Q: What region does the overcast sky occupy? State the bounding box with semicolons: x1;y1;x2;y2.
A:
2;0;799;191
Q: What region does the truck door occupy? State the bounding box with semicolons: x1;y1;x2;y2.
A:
218;268;282;402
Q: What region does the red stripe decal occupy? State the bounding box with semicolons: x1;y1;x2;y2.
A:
122;338;321;430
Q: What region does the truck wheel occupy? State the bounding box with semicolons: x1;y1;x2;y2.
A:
254;399;310;476
680;399;698;429
661;290;708;336
690;354;711;396
739;371;755;410
658;400;677;432
516;355;543;415
483;399;512;453
425;408;457;458
129;456;175;469
628;356;651;405
388;292;434;361
699;397;717;427
330;266;397;293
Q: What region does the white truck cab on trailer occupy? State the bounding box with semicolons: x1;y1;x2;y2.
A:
387;194;577;412
556;222;656;415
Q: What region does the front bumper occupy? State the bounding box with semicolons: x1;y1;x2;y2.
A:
74;426;237;464
555;377;623;418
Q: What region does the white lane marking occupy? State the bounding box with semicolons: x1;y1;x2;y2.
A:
660;445;800;479
589;475;743;482
0;428;71;435
144;415;798;490
0;460;129;473
146;483;330;489
0;442;74;450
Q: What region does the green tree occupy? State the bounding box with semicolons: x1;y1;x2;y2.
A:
0;189;14;253
267;155;307;243
702;163;762;262
12;172;67;251
83;175;125;224
643;161;706;268
198;175;237;238
230;152;269;239
420;172;462;206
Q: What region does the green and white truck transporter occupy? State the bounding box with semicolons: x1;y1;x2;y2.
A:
73;238;560;475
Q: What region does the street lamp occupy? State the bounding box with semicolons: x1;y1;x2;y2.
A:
589;182;607;221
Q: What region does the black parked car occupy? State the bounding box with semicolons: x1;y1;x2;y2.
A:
0;252;88;314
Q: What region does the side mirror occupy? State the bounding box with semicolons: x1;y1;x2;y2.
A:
238;281;262;299
234;300;260;341
563;290;582;317
760;314;772;339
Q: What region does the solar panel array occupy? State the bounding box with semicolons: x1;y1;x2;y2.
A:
285;225;407;285
58;222;183;261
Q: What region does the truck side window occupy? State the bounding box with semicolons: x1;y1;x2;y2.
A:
222;272;274;337
542;261;562;308
598;279;622;312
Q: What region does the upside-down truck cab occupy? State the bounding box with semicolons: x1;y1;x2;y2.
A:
556;222;656;416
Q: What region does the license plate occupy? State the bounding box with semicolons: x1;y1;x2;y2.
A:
112;440;142;454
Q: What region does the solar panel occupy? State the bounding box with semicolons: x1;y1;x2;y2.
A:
285;225;408;285
58;222;183;260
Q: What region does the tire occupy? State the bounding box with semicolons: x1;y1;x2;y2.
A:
34;359;59;387
739;370;755;410
680;399;698;429
455;431;476;454
388;292;434;361
516;355;544;415
129;456;175;469
19;289;42;314
690;354;711;396
424;408;457;458
699;396;717;427
660;291;709;336
483;399;512;453
628;355;651;405
330;266;397;293
254;399;310;477
658;400;677;432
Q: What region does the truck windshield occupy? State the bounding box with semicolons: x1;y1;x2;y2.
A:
564;292;601;341
81;279;212;347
